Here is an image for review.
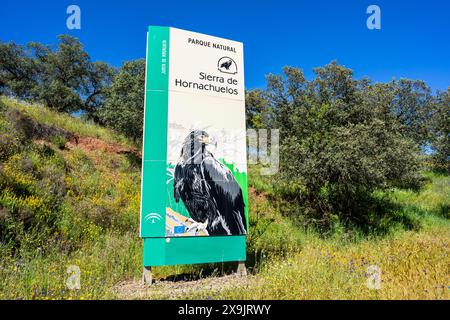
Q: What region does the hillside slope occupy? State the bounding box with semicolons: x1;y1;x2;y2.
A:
0;97;142;299
0;97;449;300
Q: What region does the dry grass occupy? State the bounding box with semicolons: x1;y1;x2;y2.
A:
219;226;449;299
114;274;255;300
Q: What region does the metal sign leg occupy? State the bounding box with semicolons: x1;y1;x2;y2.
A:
142;266;153;285
236;261;247;276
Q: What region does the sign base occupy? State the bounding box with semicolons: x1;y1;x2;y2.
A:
143;236;246;267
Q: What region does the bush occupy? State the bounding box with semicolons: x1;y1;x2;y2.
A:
0;148;66;248
263;63;423;228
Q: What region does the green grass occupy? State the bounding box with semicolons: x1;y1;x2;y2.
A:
199;225;449;299
0;98;449;300
391;172;450;221
1;97;132;147
166;172;449;300
0;231;141;299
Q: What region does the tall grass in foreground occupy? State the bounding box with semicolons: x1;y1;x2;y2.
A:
0;232;141;299
179;225;449;299
151;174;450;300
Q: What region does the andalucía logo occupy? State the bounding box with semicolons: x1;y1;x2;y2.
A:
218;57;237;74
144;212;162;224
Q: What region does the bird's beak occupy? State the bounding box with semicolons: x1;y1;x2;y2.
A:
202;136;217;148
202;136;210;144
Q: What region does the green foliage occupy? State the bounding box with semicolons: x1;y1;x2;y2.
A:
51;135;67;150
259;62;424;228
0;231;141;299
1;36;145;138
0;98;448;299
0;112;22;161
203;222;450;300
2;97;131;147
429;88;450;173
99;59;145;142
0;35;114;117
245;89;272;129
0;146;66;248
390;79;434;146
0;44;448;298
0;41;38;99
0;99;140;252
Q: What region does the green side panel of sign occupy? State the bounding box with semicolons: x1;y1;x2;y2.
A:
145;26;169;92
140;160;166;237
140;26;170;238
142;26;170;162
143;236;246;266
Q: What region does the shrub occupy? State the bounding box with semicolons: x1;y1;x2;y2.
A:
264;63;423;228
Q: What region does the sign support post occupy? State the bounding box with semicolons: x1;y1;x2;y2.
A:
142;266;152;285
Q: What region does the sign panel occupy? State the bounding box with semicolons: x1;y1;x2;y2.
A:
140;26;247;266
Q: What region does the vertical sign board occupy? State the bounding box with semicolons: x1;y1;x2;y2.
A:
140;26;247;266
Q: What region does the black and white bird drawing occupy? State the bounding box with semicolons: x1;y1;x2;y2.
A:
220;59;233;70
173;130;247;236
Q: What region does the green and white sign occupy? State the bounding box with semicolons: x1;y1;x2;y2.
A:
140;26;248;266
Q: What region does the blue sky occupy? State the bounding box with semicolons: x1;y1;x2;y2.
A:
1;0;449;91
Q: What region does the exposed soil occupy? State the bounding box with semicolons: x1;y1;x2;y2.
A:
67;136;140;157
114;274;255;300
8;108;141;158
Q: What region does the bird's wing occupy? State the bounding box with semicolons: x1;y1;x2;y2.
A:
201;157;247;235
174;163;183;202
201;157;242;201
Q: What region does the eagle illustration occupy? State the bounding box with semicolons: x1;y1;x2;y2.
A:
173;130;247;236
220;59;233;70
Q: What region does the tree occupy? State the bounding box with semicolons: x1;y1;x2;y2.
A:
29;35;114;115
390;79;433;146
0;42;38;98
83;61;115;120
98;59;145;142
264;62;422;226
245;89;271;129
265;66;308;137
429;88;450;172
1;35;114;117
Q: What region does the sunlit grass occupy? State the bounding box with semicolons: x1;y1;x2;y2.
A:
0;232;141;299
1;97;132;147
191;225;449;300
